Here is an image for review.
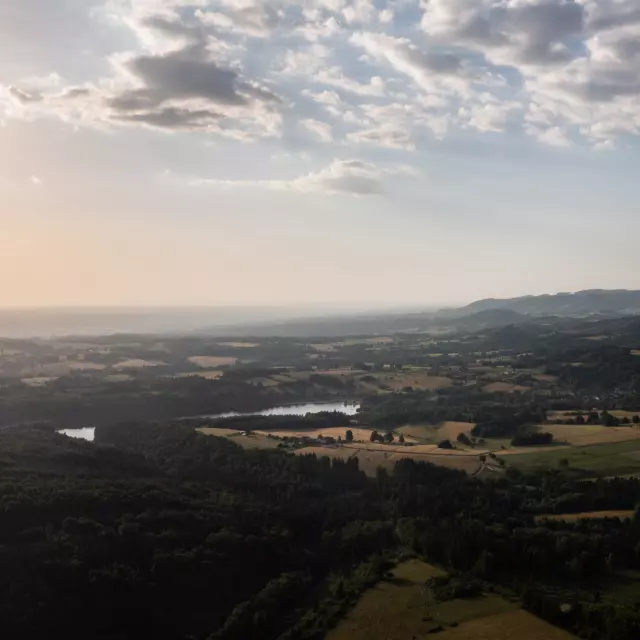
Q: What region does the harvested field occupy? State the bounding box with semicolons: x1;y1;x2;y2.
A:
327;559;519;640
217;342;258;348
104;374;133;382
536;510;635;523
296;445;482;476
172;371;224;380
533;373;559;382
21;376;58;387
545;424;640;446
397;424;438;441
483;381;529;393
374;372;453;392
436;610;576;639
309;343;337;352
437;421;476;440
115;359;165;369
188;356;237;368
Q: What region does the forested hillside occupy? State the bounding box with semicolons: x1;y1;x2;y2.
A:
2;423;640;639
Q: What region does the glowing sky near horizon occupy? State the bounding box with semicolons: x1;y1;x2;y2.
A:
1;0;640;308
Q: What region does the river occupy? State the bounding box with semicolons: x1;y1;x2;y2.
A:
57;400;361;442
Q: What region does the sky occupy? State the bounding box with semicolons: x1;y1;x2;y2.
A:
1;0;640;309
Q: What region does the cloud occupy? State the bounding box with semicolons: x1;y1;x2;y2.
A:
5;0;640;151
421;0;585;66
300;118;333;141
30;175;43;187
193;158;416;196
347;125;415;150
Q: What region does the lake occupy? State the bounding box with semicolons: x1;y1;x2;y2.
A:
208;400;360;419
57;401;361;442
58;427;96;442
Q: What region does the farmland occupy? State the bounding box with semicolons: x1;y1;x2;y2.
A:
536;510;636;523
327;559;572;640
6;311;640;638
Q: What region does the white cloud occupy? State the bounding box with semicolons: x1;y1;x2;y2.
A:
193;158;416;196
300;118;333;142
5;0;640;151
30;175;43;187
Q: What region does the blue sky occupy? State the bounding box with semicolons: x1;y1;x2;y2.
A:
1;0;639;307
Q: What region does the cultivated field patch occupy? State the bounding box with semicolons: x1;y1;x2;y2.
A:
188;356;237;368
327;559;520;640
436;610;576;639
115;359;165;369
536;510;635;523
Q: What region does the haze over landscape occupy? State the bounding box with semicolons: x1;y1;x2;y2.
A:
2;0;640;308
5;3;640;640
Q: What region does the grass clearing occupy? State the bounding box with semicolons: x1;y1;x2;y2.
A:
508;439;640;475
327;559;520;640
436;610;576;639
397;424;439;441
536;510;635;523
188;356;238;368
545;424;640;446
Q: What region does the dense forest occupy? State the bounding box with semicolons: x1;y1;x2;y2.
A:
1;423;640;639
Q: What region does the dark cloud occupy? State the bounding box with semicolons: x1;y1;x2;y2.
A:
508;0;585;64
410;50;463;74
566;72;640;103
114;106;222;129
589;7;640;32
128;49;250;106
103;44;280;132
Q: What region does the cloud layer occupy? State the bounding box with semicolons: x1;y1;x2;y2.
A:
3;0;640;152
193;159;415;195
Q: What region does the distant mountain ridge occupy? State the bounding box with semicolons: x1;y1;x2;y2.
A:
446;289;640;318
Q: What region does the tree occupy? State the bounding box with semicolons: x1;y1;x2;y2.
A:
633;415;640;425
623;416;631;425
345;429;354;443
601;410;619;427
437;440;453;450
398;434;405;444
370;430;379;443
384;431;394;444
575;415;586;425
587;412;600;425
457;432;472;446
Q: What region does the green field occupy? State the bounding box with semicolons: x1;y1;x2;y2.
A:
508;439;640;475
327;559;570;640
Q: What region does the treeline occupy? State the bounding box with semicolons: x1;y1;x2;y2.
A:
0;374;339;428
360;389;546;439
185;411;353;433
6;423;640;638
